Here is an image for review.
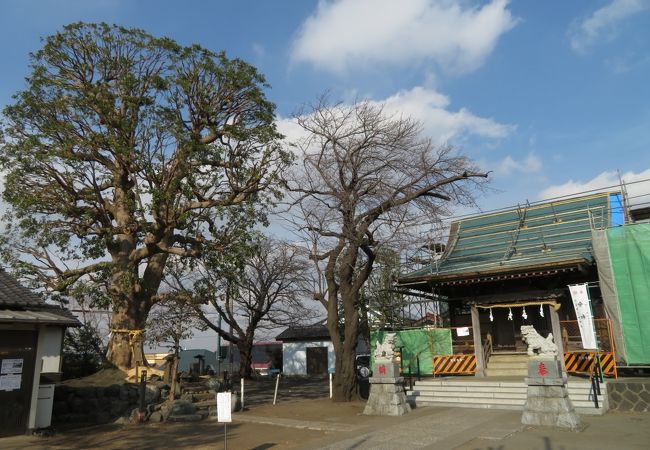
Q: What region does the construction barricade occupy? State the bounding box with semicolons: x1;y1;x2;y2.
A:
432;354;477;375
561;318;617;378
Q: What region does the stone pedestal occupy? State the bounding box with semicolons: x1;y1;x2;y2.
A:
363;360;411;416
363;377;411;416
522;357;582;430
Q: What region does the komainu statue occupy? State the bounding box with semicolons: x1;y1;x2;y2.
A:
374;333;396;360
521;325;558;356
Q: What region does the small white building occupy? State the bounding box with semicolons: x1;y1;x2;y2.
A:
0;270;80;436
277;323;334;376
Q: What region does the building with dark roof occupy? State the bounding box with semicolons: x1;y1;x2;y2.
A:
276;322;333;376
276;323;331;342
0;269;80;436
395;192;623;376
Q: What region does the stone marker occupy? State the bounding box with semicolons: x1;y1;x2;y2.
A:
363;333;411;416
522;356;582;430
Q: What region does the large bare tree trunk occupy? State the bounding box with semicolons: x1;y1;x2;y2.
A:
237;339;254;379
106;303;148;370
331;289;361;402
332;343;358;401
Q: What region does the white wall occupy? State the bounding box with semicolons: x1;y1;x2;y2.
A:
282;340;334;375
40;327;63;373
28;326;63;429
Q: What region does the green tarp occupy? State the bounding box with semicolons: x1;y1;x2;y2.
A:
606;224;650;364
370;328;453;375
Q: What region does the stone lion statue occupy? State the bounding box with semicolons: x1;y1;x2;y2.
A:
521;325;558;356
374;333;396;360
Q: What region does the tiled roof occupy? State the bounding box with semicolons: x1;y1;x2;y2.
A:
276;323;331;341
0;306;80;326
0;269;45;307
399;192;621;284
0;269;80;326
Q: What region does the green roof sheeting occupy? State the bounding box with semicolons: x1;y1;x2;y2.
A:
402;193;619;281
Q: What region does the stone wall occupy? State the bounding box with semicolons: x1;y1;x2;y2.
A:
607;380;650;412
52;384;140;425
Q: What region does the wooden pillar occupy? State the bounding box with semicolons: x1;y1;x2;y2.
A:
471;304;485;377
549;304;566;371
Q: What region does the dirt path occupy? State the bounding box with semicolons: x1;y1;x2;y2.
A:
0;398;365;450
1;417;328;450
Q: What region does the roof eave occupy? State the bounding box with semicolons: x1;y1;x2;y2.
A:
397;258;591;286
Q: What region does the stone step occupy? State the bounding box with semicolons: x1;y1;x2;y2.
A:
414;403;604;415
413;380;525;388
410;399;524;411
412;379;602;389
407;395;606;415
488;355;530;363
410;390;524;400
486;362;529;370
406;383;608;415
572;399;604;408
410;389;599;400
410;391;601;402
484;369;528;377
413;385;527;394
411;383;600;392
408;380;605;390
408;395;524;406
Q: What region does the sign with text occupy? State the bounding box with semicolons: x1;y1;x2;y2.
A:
455;327;470;337
0;374;22;391
1;358;23;375
569;283;597;350
216;392;232;423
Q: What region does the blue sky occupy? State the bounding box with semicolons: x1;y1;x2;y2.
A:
2;0;649;348
2;0;650;212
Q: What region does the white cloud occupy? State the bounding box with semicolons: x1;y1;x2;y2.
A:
277;86;514;147
494;152;542;176
291;0;518;74
570;0;650;53
276;116;307;151
539;169;650;208
379;87;514;143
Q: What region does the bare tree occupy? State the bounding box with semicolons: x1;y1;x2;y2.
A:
173;237;313;379
358;248;409;342
288;98;487;401
146;296;206;400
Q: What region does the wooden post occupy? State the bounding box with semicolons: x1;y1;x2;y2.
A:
273;373;280;405
329;373;333;399
471;305;485;377
240;378;245;410
549;304;566;371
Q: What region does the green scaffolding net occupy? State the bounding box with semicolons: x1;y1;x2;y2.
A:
606;224;650;364
370;328;453;375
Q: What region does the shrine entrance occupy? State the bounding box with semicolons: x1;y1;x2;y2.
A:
485;303;553;353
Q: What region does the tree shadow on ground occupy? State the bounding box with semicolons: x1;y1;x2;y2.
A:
24;422;244;450
474;436;568;450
